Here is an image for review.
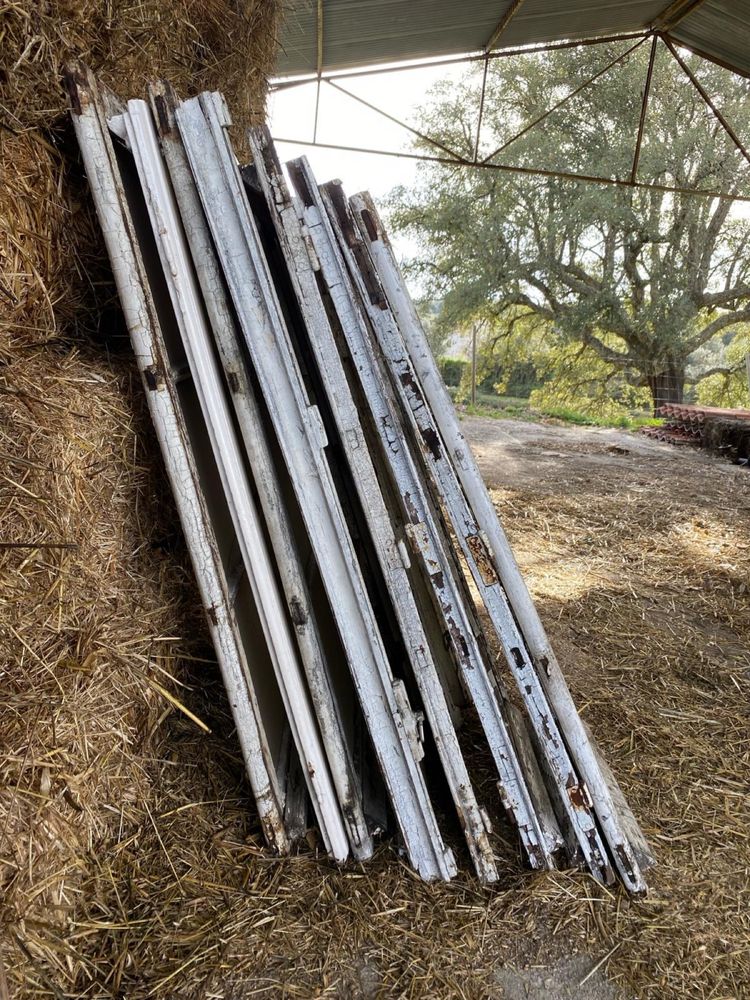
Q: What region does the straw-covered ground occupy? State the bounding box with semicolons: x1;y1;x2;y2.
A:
2;5;749;997
3;373;749;999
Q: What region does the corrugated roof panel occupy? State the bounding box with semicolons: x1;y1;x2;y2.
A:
671;0;750;78
276;0;750;80
278;0;498;74
279;1;318;74
276;0;666;75
320;0;497;60
499;0;665;48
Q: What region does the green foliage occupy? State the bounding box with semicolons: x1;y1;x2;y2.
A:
456;362;476;403
535;407;660;429
446;387;660;428
695;329;750;408
495;361;539;398
416;299;450;357
389;41;750;413
529;339;652;420
438;356;468;387
445;387;532;419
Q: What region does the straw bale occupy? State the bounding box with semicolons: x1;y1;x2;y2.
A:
0;2;280;994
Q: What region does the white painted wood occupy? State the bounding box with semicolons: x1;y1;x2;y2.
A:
287;156;558;874
324;182;613;885
148;85;372;861
176;92;455;881
350;192;649;895
66;67;288;854
247;127;498;882
122;98;349;862
504;703;566;862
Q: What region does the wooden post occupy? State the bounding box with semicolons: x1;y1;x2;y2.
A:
471;324;477;406
745;353;750;405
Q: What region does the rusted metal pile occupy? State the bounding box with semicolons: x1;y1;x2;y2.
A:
67;67;653;891
643;404;750;463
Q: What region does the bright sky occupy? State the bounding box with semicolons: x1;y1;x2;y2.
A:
267;62;470;261
267;54;750;263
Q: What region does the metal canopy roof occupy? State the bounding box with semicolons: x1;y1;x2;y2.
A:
277;0;750;79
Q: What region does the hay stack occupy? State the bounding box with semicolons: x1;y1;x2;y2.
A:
0;2;279;994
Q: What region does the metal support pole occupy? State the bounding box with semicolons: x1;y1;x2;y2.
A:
270;31;650;92
473;56;490;164
313;0;323;142
484;0;527;54
631;35;658;184
652;0;710;31
271;135;750;203
663;35;750;169
327;79;469;162
481;35;649;164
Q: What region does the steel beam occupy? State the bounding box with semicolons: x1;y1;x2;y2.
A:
630;35;658;184
271;137;749;203
481;36;648;165
652;0;710;31
663;35;750;169
269;32;651;90
485;0;527;54
326;79;469;163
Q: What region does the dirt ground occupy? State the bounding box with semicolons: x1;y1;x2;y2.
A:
464;414;750;999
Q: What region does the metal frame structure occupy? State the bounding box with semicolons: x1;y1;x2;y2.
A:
271;27;750;202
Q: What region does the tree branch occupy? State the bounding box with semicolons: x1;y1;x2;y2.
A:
690;365;740;382
688;307;750;351
701;285;750;309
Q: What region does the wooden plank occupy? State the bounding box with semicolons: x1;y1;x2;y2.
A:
147;85;373;861
504;703;566;863
286;155;557;874
349;191;649;894
175;92;455;881
324;182;614;886
65;66;288;854
247;127;498;882
121;97;350;862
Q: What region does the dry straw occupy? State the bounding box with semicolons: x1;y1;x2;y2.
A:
2;3;750;997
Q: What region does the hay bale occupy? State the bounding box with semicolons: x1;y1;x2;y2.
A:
702;416;750;465
0;3;280;994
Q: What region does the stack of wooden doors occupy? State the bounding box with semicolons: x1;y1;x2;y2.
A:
67;66;653;892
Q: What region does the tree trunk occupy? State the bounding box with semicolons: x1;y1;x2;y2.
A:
648;362;684;415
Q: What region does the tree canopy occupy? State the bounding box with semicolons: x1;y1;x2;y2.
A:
389;39;750;414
